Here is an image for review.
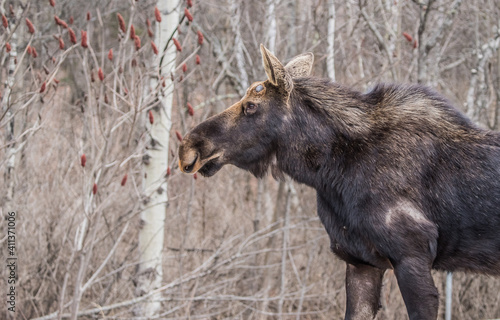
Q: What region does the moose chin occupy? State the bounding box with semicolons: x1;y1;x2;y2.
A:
178;44;500;320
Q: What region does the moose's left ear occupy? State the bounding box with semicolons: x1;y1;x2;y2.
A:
285;52;314;78
260;44;293;94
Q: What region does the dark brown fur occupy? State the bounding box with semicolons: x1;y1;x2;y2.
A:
178;45;500;320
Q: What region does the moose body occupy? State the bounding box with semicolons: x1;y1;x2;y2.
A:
178;45;500;319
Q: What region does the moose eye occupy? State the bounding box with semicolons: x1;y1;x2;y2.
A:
244;102;257;115
255;84;264;92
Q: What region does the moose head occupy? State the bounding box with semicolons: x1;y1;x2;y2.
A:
178;44;314;178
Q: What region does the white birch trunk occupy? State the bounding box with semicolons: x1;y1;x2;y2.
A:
260;3;278;313
266;0;277;53
466;33;500;122
2;30;17;204
417;0;462;84
384;0;400;80
1;2;22;206
326;0;335;81
135;0;179;317
230;0;248;92
360;5;396;79
286;0;297;57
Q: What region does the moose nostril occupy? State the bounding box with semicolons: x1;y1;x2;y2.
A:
184;154;198;173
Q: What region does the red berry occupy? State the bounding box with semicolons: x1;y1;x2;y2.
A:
151;41;158;55
402;32;413;42
81;30;88;48
68;28;77;44
130;24;136;40
184;8;193;22
117;13;126;33
187;103;194;116
134;35;141;50
175;130;183;141
155;6;162;22
197;30;203;45
26;18;35;34
173;38;182;51
149;110;154;124
54;16;68;28
81;154;87;167
2;15;8;28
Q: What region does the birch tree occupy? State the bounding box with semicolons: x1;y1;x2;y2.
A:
415;0;463;84
326;0;335;81
230;0;248;93
359;1;398;80
2;6;17;207
1;0;28;209
466;29;500;124
135;0;179;317
285;0;297;57
266;0;277;52
2;5;21;319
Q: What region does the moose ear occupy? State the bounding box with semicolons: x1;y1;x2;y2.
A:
260;44;293;93
285;52;314;78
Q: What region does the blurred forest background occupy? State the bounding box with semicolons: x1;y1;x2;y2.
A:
1;0;500;319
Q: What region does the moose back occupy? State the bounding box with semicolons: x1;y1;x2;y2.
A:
178;44;500;319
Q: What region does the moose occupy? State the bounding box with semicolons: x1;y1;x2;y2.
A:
178;44;500;319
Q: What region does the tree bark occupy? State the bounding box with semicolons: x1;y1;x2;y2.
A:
327;0;335;81
2;4;20;320
416;0;462;84
466;32;500;123
230;0;248;93
2;2;21;208
266;0;277;52
135;0;179;317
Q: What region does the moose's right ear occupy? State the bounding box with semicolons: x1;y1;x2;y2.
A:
260;44;293;94
285;52;314;78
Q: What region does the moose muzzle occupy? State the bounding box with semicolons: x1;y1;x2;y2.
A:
178;143;202;174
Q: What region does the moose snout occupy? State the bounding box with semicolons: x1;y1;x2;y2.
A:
178;130;210;174
178;138;202;174
179;151;198;173
178;131;224;176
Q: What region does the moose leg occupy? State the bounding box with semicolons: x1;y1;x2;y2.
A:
345;262;386;320
393;257;439;320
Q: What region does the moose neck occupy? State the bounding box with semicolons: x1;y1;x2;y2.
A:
275;78;373;194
